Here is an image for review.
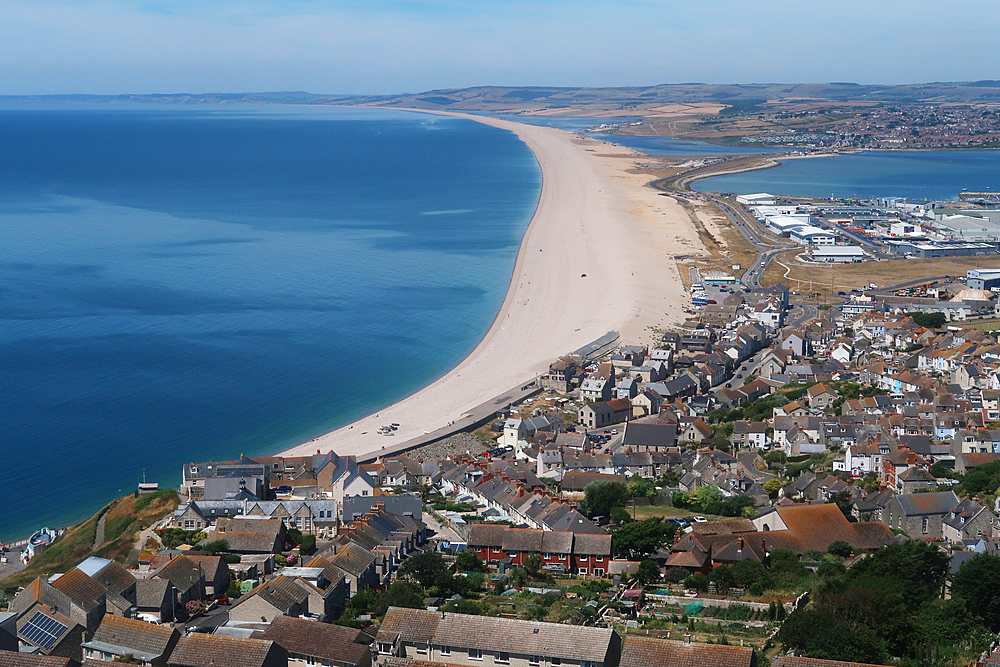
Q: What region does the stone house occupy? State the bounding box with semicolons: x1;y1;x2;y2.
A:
883;491;961;539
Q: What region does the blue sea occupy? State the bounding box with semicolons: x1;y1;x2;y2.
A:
0;105;540;541
692;150;1000;201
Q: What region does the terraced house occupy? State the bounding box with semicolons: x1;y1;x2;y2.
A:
467;526;611;576
374;608;621;667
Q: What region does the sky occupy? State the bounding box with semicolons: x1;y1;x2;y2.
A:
2;0;1000;95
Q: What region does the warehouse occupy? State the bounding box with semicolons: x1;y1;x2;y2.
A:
809;246;865;263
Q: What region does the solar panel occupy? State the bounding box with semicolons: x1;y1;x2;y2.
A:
19;611;67;650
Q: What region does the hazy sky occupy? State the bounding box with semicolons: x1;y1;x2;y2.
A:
3;0;999;95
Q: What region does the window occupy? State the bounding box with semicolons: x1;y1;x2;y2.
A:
441;647;451;656
378;643;393;655
469;649;483;661
922;517;928;534
529;657;539;666
416;643;428;655
578;568;588;575
496;652;509;664
579;555;588;561
184;520;195;529
551;659;562;666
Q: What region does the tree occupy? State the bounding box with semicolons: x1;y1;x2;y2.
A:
684;573;709;592
580;480;630;518
689;484;723;515
610;506;631;525
628;475;657;499
828;489;856;521
442;598;482;615
399;551;448;588
952;552;1000;631
455;549;486;572
827;540;853;559
524;554;544;577
373;581;423;617
635;559;661;586
848;540;949;606
721;495;757;517
763;478;782;498
612;518;675;559
906;311;946;329
730;558;769;589
204;539;229;555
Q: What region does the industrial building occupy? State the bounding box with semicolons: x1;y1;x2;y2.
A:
789;226;837;245
809;246;865;263
736;192;775;205
885;240;999;258
967;268;1000;291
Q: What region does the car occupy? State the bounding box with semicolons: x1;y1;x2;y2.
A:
187;626;212;634
610;429;618;435
214;596;230;605
725;382;732;388
837;291;847;296
737;373;743;379
707;299;717;304
274;485;292;494
693;516;708;523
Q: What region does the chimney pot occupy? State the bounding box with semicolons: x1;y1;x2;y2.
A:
683;632;691;646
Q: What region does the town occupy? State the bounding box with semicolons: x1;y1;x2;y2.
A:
7;201;1000;667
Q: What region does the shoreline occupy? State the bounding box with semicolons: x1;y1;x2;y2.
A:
279;112;699;460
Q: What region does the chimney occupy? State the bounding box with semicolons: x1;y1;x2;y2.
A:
683;633;691;646
738;538;744;552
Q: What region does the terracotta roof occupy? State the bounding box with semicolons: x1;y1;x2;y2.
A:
376;607;442;644
50;568;106;611
168;633;282;667
256;615;370;665
0;654;76;667
431;611;614;663
620;636;755;667
774;504;891;553
772;657;888;667
85;615;178;661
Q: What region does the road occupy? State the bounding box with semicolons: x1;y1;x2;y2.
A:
786;303;819;329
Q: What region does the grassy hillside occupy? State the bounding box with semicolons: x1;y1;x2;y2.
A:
1;490;179;590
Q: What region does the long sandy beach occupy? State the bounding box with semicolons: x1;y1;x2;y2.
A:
280;114;701;459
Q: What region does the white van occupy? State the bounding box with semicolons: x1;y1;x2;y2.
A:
136;613;162;625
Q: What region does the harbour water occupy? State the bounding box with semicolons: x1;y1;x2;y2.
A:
0;105;540;541
691;150;1000;201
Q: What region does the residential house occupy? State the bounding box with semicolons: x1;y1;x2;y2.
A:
255;615;373;667
167;634;287;667
374;607;622;667
883;491;962;540
806;383;839;410
229;576;310;624
81;615;180;666
578;399;632;429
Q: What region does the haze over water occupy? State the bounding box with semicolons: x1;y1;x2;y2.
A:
0;105;540;541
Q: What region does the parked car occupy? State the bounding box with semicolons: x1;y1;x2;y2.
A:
693;516;708;523
214;596;230;606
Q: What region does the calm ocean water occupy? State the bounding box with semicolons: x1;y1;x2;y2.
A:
691;150;1000;200
0;106;540;541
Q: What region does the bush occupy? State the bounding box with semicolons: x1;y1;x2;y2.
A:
299;534;316;554
685;574;710;592
223;553;241;564
204;539;229;555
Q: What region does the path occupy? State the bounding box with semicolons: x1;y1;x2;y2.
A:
93;513;106;550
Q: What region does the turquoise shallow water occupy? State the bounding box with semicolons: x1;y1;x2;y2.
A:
0;105;540;541
691;150;1000;201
